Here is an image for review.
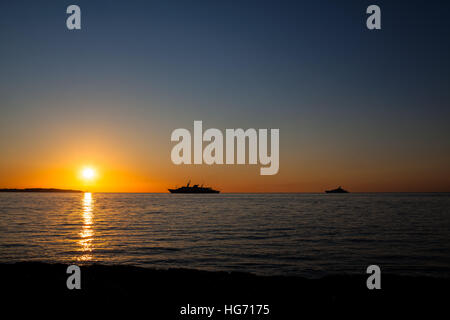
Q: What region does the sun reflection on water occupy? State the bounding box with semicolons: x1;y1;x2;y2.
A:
78;192;94;261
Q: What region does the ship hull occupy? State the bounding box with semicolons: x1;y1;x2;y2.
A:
325;189;349;194
325;191;348;194
168;189;220;194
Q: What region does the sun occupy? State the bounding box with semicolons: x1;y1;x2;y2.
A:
81;167;96;181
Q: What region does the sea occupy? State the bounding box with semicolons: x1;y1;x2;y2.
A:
0;193;449;278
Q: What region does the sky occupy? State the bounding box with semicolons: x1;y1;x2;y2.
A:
1;0;449;192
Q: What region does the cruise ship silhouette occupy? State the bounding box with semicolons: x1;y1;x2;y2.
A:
169;181;220;194
325;186;349;194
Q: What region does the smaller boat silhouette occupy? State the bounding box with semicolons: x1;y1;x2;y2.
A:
169;181;220;194
325;186;349;194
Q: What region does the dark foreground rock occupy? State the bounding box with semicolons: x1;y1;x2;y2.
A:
1;262;447;318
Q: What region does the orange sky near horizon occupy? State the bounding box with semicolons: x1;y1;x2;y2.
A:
1;109;450;193
1;110;449;193
1;136;449;193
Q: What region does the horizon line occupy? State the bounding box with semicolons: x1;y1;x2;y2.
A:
2;188;450;194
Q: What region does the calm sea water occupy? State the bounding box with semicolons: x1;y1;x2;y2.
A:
0;193;449;278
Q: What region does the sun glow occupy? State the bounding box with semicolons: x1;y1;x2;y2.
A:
81;167;96;181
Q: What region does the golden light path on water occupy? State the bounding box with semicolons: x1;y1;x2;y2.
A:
78;192;94;261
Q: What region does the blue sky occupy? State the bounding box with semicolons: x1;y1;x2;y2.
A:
1;0;449;191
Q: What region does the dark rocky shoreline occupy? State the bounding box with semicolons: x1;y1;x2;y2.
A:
1;262;448;317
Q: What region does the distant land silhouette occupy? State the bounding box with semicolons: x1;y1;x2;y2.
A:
0;188;83;193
